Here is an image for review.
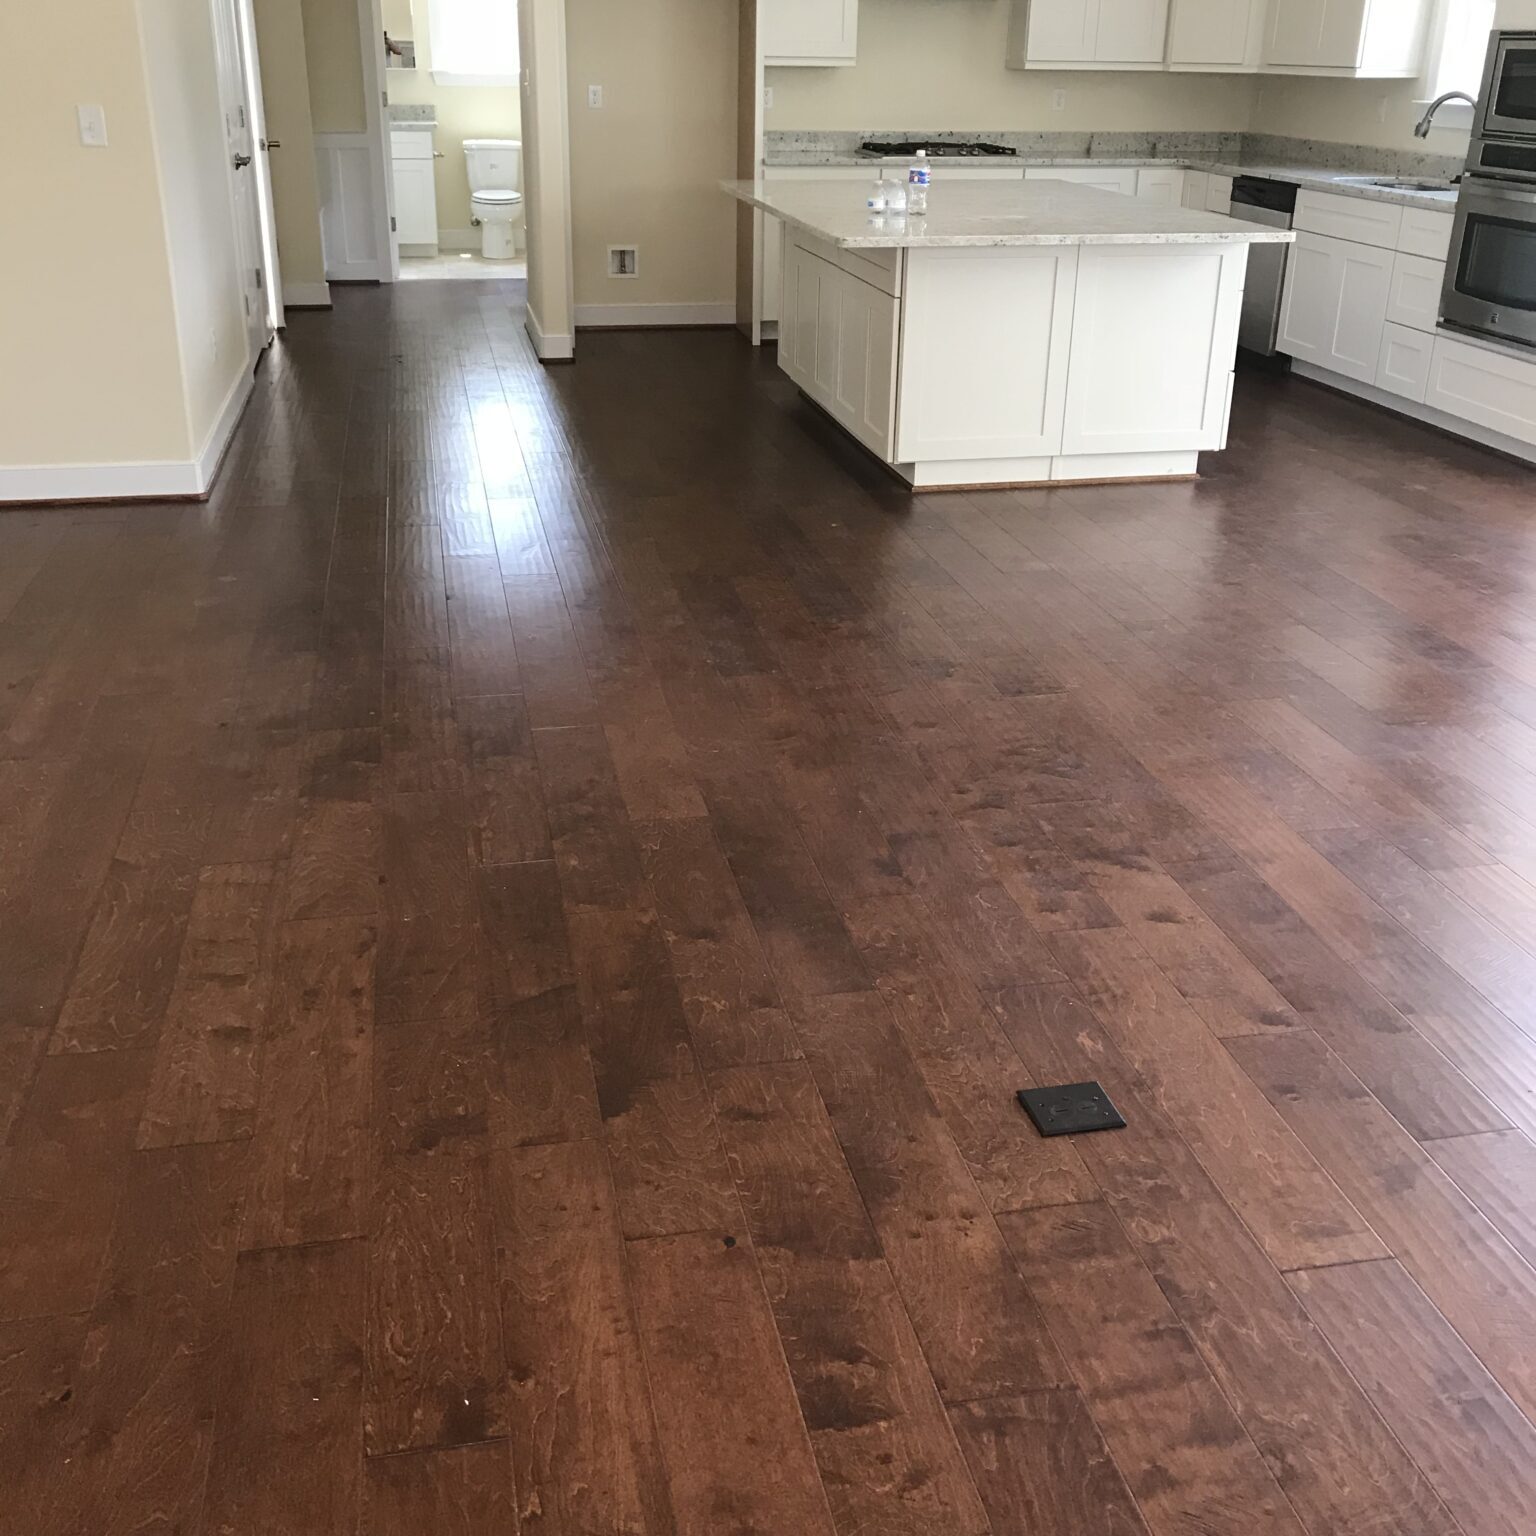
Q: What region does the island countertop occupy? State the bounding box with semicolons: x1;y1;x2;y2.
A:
723;177;1295;250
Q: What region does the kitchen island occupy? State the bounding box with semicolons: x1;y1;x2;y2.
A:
725;177;1293;490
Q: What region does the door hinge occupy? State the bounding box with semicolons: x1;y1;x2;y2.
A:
255;267;264;289
243;294;251;315
390;216;398;232
238;105;247;129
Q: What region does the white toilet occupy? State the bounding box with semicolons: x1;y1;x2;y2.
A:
464;139;524;260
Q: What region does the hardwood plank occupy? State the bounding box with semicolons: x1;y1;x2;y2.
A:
0;1049;151;1322
999;1202;1303;1536
798;990;1069;1403
363;1441;521;1536
459;692;551;866
240;916;375;1250
1228;1029;1536;1422
1049;926;1385;1271
46;1141;248;1534
950;1391;1151;1536
1290;1258;1536;1536
374;1001;492;1159
200;1239;366;1536
0;1315;87;1534
1424;1129;1536;1269
285;798;381;919
137;861;280;1149
365;1147;509;1454
627;1229;839;1536
711;1061;990;1536
50;805;209;1053
989;982;1461;1536
842;892;1097;1213
634;813;801;1070
492;1138;674;1536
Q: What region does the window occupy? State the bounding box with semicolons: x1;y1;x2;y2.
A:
1433;0;1496;100
427;0;519;85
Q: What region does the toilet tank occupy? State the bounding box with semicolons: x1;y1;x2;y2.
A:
463;139;522;193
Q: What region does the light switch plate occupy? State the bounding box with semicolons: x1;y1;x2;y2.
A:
587;84;603;109
77;104;108;148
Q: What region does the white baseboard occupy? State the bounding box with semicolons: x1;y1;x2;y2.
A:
525;305;574;362
0;365;254;505
1292;361;1536;466
283;281;332;309
574;301;735;329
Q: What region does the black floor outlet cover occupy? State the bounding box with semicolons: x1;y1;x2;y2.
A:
1017;1082;1127;1137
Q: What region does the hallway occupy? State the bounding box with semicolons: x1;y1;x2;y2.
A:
2;277;1535;1534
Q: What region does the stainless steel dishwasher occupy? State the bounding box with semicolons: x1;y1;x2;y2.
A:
1231;176;1299;356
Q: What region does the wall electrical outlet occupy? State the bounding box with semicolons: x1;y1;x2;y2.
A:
608;246;639;279
77;104;108;147
1051;90;1067;112
587;84;604;108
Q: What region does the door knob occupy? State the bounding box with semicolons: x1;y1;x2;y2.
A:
233;153;253;168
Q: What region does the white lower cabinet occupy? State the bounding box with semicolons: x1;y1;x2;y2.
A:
779;234;898;459
1277;230;1393;383
1062;243;1246;454
896;246;1077;461
391;134;439;249
1375;322;1432;403
1135;166;1185;205
1425;337;1536;449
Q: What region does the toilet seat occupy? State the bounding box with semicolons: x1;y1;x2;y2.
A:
471;189;522;211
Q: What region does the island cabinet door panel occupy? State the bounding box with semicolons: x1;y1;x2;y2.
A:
830;272;899;458
1061;244;1246;455
895;247;1078;462
1277;230;1392;382
778;237;828;394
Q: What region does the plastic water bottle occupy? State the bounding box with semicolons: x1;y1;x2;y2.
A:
886;167;908;215
866;174;887;212
908;149;930;215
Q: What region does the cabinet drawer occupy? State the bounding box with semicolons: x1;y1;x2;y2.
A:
1295;189;1403;250
390;130;434;161
1426;336;1536;448
1385;251;1445;333
1397;207;1454;261
1375;323;1432;403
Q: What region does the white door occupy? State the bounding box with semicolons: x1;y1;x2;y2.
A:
211;0;272;359
234;0;284;326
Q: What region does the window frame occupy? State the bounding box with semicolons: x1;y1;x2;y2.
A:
1419;0;1498;131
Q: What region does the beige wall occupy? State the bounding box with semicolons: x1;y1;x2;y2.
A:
255;0;328;293
385;0;520;238
302;0;367;133
0;2;194;468
766;0;1255;133
566;0;739;311
1249;74;1461;154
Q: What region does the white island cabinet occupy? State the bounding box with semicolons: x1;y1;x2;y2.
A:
727;177;1289;490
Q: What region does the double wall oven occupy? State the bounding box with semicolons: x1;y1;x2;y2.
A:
1443;32;1536;350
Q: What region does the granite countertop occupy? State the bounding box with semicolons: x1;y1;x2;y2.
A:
763;151;1460;211
723;177;1295;249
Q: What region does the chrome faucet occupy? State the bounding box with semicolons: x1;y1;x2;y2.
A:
1415;92;1478;138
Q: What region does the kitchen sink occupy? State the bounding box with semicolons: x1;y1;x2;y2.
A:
1332;175;1460;193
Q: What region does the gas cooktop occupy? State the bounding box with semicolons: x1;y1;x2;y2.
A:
858;140;1017;159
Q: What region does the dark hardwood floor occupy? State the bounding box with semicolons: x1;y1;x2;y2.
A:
3;276;1535;1535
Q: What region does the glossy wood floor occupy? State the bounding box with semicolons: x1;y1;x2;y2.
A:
3;278;1536;1536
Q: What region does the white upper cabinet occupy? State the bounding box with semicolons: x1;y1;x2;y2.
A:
761;0;859;67
1008;0;1170;69
1167;0;1267;71
1263;0;1433;76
